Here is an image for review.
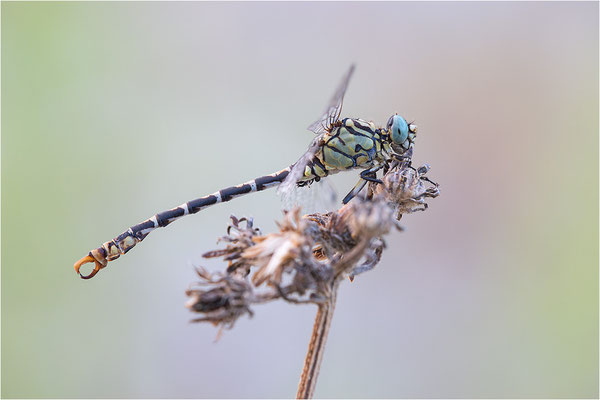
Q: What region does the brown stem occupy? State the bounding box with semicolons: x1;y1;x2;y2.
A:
296;282;338;399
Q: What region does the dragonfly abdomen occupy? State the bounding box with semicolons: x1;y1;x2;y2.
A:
131;168;292;239
75;167;292;278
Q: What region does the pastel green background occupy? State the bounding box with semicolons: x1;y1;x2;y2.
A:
2;2;598;398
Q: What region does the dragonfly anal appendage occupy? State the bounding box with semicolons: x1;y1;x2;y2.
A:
74;246;109;279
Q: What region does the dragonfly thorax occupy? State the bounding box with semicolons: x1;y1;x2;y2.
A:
318;118;385;172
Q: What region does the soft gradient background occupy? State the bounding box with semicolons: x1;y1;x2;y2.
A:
2;2;598;398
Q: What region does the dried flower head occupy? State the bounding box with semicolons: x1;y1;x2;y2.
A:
369;159;440;218
185;159;439;329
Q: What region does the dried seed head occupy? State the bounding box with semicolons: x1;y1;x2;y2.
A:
244;208;316;286
186;159;440;328
370;161;440;218
185;267;254;328
202;216;260;274
345;197;394;238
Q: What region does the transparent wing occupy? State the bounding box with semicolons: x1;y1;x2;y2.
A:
307;64;356;135
278;65;356;197
279;177;338;214
277;135;322;198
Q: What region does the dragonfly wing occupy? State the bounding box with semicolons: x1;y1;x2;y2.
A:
281;176;338;214
306;64;356;134
277;135;322;197
279;65;356;199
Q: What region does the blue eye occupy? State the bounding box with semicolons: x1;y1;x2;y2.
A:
389;115;408;144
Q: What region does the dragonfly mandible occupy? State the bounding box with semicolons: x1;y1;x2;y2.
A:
74;65;418;279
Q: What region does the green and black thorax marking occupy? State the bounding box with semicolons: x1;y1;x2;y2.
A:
305;118;391;178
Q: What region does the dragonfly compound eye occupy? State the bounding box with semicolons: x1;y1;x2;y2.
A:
389;115;409;146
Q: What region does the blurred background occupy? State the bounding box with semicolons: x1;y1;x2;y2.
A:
2;2;597;398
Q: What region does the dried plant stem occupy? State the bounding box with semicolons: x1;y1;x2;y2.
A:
296;281;339;400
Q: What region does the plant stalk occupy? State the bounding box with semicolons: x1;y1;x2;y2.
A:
296;282;339;399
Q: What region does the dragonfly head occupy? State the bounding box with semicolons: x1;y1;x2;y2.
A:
386;114;417;152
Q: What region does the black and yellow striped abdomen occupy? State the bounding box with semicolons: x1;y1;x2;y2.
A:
76;167;292;278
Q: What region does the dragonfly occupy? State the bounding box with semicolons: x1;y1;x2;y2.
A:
74;65;418;279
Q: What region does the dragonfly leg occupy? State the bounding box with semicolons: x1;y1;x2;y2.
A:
342;165;384;204
342;179;368;204
359;167;383;184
